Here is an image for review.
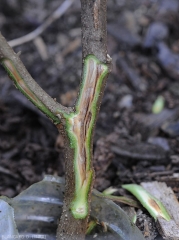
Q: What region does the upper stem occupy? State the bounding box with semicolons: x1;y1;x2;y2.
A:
81;0;108;62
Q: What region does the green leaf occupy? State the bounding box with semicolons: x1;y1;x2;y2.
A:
122;184;170;221
152;96;165;114
103;187;118;195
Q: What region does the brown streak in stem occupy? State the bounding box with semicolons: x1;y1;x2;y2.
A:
72;59;105;186
0;33;72;119
3;59;39;102
73;61;95;183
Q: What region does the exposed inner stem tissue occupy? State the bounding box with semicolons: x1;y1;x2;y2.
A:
65;55;109;219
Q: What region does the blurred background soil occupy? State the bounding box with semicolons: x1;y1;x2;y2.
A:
0;0;179;239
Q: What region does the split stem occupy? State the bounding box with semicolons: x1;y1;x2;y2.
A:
63;55;109;219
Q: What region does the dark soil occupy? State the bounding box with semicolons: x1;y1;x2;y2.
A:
0;0;179;239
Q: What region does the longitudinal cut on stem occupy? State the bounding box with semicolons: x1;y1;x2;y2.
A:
63;55;108;219
57;56;110;240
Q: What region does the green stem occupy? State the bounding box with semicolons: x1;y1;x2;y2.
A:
86;220;97;235
64;55;109;219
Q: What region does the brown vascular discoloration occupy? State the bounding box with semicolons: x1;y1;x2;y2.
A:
93;0;100;29
3;59;39;103
71;58;106;186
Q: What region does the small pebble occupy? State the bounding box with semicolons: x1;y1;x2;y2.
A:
119;94;133;109
147;137;170;151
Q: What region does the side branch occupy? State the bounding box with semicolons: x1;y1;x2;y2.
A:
0;33;72;124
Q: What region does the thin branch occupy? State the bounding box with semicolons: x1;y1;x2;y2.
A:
0;33;72;124
8;0;74;48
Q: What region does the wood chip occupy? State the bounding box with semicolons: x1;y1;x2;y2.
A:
62;38;81;57
33;36;49;61
141;181;179;240
111;139;166;161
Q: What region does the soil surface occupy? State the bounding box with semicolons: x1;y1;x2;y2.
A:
0;0;179;239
